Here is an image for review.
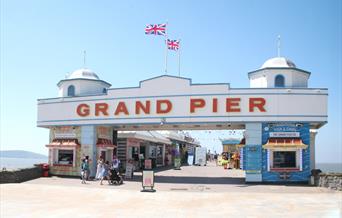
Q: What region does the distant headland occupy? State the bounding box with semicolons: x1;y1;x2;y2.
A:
0;150;48;159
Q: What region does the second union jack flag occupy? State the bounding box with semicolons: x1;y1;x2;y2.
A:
145;23;166;35
167;39;180;51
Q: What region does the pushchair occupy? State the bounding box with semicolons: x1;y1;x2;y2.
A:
109;168;123;185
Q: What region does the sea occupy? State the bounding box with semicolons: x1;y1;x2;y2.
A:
315;163;342;173
0;157;341;173
0;157;48;170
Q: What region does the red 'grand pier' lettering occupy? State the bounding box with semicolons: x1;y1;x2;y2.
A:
76;97;266;117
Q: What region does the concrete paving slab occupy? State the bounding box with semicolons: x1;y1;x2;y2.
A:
1;163;341;217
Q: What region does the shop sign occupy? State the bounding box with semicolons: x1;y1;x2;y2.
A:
127;138;140;147
248;147;257;152
97;126;111;139
270;132;300;138
54;127;76;138
246;170;261;174
144;159;152;170
55;133;76;138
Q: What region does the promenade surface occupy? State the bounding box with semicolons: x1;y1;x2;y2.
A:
1;162;341;217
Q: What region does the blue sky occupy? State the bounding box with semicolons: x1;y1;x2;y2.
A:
0;0;341;163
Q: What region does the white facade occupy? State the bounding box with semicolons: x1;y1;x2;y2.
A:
38;77;327;129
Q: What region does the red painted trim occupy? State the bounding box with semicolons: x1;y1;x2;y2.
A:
52;164;74;167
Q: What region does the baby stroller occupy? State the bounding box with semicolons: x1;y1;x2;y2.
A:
109;168;123;185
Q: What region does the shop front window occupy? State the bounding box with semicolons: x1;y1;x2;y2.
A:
58;149;74;165
273;151;296;168
157;146;163;157
128;146;139;161
149;146;157;158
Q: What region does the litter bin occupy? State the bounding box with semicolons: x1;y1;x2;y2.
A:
42;164;49;177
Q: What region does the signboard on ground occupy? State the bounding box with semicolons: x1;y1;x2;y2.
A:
174;158;181;169
125;163;133;179
187;155;194;165
142;170;154;187
141;170;155;192
195;147;207;166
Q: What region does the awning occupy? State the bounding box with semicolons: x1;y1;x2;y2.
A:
46;138;80;148
263;138;308;149
236;138;246;148
97;138;116;148
118;131;172;145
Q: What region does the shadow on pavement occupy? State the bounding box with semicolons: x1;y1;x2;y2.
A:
127;175;245;185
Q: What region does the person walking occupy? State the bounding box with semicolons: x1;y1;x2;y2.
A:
81;158;88;184
85;156;91;180
100;161;110;185
111;155;120;170
214;151;218;166
95;157;104;180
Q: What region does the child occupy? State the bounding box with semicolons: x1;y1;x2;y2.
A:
81;159;88;184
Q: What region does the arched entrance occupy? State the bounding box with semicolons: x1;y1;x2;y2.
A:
38;58;327;183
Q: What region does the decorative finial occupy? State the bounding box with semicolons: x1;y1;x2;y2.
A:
277;35;281;57
83;50;86;68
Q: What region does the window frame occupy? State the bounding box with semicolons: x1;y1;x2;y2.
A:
67;85;75;97
53;148;76;167
274;74;285;87
268;149;301;172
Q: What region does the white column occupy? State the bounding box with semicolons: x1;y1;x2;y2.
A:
81;126;97;177
267;149;270;171
310;130;317;170
73;148;76;167
299;149;303;171
245;123;263;182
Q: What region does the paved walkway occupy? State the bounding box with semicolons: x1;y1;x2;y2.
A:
1;162;341;217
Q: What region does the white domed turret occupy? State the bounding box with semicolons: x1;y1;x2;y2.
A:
261;57;296;69
67;68;100;80
248;57;310;88
57;68;111;97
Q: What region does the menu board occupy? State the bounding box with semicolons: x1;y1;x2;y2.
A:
142;170;154;188
125;164;133;179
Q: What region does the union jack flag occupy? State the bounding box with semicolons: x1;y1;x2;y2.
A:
167;39;180;51
145;23;166;35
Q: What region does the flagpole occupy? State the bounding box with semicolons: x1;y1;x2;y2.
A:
164;21;168;75
178;39;181;77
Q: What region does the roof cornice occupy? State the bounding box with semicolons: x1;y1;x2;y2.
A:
57;78;111;87
248;67;311;78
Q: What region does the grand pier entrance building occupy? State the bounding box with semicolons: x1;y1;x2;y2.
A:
37;56;328;183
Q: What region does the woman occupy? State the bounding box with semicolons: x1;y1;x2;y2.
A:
95;158;104;180
100;161;110;185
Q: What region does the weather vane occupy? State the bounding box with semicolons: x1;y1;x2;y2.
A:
83;50;86;68
277;35;281;57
